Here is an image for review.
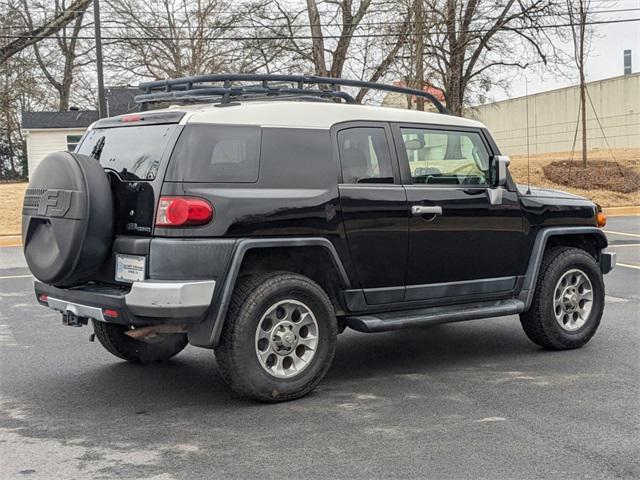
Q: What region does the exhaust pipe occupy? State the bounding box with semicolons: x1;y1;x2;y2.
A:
125;324;186;343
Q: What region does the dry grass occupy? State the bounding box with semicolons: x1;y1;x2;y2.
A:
509;148;640;207
0;148;638;235
0;182;27;236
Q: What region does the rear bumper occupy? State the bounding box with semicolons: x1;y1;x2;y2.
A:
35;279;216;325
600;251;616;274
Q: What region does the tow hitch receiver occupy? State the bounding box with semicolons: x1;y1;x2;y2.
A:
62;312;86;327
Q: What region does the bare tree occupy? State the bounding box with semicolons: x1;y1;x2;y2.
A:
352;14;411;103
0;50;47;179
20;0;92;111
104;0;263;80
419;0;560;115
0;0;91;64
567;0;592;167
252;0;410;103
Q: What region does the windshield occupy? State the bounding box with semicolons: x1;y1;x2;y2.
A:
77;124;178;180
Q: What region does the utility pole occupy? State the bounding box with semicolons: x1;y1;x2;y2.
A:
414;0;425;111
93;0;106;118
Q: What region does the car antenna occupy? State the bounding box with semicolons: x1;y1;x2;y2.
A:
525;77;531;195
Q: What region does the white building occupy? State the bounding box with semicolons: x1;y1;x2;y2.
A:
466;73;640;155
382;73;639;156
21;88;140;176
21;111;98;175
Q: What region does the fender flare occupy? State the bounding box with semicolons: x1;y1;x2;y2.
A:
520;226;608;310
188;237;351;348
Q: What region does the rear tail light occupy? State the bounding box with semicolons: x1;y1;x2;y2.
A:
155;196;214;227
103;309;119;319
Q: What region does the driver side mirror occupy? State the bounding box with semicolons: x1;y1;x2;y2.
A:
492;155;511;187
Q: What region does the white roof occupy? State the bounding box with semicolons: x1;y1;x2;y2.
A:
169;101;485;130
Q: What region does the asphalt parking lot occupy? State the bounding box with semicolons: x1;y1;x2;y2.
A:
1;216;638;480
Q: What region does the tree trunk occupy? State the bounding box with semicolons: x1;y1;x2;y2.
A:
443;0;464;116
580;70;587;167
414;0;424;111
58;87;71;112
306;0;327;76
445;60;465;116
579;1;587;167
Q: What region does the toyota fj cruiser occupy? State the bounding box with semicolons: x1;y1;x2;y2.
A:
22;75;616;402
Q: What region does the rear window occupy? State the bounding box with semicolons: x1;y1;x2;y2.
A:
78;124;177;180
165;124;261;183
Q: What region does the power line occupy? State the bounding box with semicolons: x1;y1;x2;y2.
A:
1;17;638;41
3;7;638;31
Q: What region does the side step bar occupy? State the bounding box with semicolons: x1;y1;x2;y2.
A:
345;299;525;333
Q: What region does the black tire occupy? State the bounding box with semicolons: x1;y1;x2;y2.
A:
520;246;605;350
92;320;188;364
215;272;337;402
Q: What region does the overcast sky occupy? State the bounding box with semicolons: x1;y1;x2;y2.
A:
490;0;640;101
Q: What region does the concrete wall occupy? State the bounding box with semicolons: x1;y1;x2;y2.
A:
24;128;86;176
466;73;640;156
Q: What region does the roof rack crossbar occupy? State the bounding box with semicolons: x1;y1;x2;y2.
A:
136;74;448;114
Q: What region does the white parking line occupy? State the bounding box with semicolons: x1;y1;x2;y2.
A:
618;263;640;271
607;243;640;248
604;230;640;238
0;274;32;280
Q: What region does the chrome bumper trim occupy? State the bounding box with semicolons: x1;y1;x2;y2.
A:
125;280;216;317
47;297;105;321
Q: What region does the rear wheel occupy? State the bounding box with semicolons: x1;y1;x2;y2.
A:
215;272;337;402
92;321;188;364
520;247;604;350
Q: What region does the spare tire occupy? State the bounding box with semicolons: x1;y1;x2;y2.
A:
22;151;113;287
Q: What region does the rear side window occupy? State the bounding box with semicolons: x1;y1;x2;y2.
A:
337;127;394;184
166;124;261;183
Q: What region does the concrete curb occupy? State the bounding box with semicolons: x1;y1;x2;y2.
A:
0;235;21;247
603;206;640;216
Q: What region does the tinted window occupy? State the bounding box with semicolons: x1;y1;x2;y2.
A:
400;128;490;185
338;127;394;184
166;124;261;183
260;128;334;188
78;125;177;180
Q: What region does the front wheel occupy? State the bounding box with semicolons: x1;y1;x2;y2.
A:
520;246;605;350
215;272;337;402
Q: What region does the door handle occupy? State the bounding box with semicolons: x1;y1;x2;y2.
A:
411;205;443;217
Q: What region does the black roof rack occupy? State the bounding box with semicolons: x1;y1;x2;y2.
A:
136;74;449;114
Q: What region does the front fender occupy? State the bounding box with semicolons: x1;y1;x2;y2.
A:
520;227;608;310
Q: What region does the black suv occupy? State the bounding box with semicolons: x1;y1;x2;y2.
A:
22;75;615;402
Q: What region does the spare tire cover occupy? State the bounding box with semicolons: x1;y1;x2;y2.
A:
22;151;113;286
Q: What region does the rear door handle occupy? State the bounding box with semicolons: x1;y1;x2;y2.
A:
411;205;443;217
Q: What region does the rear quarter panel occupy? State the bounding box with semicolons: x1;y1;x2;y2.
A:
156;126;353;278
